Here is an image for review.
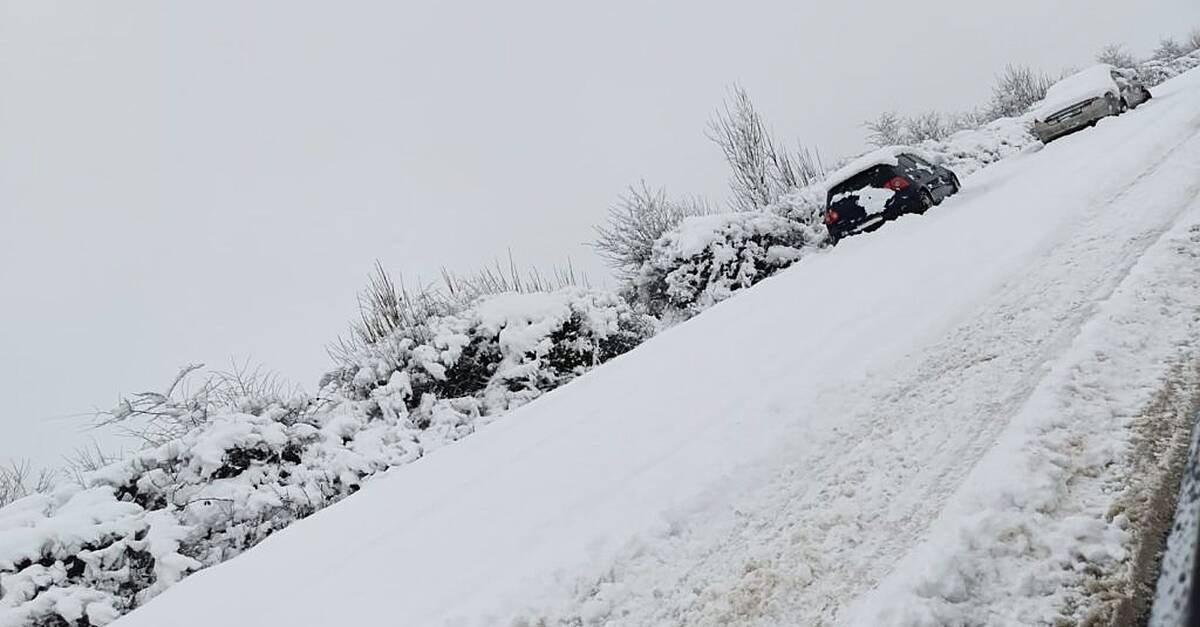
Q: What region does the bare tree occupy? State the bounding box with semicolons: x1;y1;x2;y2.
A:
948;108;990;132
0;460;58;507
1096;43;1137;68
864;111;906;147
1188;28;1200;53
904;111;951;143
707;84;823;212
988;64;1054;119
1154;37;1185;60
592;182;712;279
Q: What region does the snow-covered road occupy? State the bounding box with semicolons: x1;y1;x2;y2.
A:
116;67;1200;627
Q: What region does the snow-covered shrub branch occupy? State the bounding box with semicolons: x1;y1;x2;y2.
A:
1096;43;1137;69
1135;49;1200;88
0;462;58;509
987;64;1055;120
592;183;713;281
865;109;990;148
593;85;829;321
634;211;819;320
96;362;303;448
707;83;824;212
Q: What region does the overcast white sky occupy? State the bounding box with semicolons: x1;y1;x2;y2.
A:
3;0;1198;467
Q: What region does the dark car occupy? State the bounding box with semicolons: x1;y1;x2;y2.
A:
823;151;960;243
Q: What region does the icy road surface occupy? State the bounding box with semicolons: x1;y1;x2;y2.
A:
117;68;1200;626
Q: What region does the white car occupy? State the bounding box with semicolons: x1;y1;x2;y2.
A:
1032;64;1152;143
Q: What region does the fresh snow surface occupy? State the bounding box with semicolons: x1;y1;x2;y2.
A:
116;67;1200;627
831;186;896;215
823;146;904;191
1035;63;1119;121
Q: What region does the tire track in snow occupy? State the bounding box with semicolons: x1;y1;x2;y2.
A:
849;191;1200;627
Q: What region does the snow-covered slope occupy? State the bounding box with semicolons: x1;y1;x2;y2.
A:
116;68;1200;626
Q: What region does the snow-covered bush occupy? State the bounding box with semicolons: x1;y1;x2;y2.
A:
864;110;990;148
1154;37;1187;61
0;485;187;627
1096;43;1137;69
0;286;652;627
1135;49;1200;87
322;287;654;435
634;212;819;320
909;114;1039;179
987;64;1055;120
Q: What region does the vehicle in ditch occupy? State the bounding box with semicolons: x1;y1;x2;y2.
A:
1032;64;1152;143
822;148;960;243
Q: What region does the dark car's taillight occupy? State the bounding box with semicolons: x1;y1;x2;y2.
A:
883;176;910;191
823;210;839;225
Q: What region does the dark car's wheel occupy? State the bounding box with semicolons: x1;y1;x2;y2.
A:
949;173;961;194
913;189;934;215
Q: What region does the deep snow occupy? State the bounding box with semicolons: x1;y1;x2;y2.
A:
111;67;1200;626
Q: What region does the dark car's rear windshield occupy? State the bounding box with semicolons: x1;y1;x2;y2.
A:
828;164;898;202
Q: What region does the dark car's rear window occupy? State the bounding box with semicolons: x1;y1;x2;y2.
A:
827;164;898;203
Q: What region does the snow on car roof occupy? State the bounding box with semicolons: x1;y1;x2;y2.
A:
1034;64;1119;121
823;146;905;192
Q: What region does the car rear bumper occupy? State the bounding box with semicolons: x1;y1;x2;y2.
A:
830;215;887;240
828;192;921;240
1033;99;1115;142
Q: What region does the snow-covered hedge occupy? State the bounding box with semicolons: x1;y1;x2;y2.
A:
1135;49;1200;87
321;288;652;444
0;288;652;627
911;114;1038;179
634;212;819;319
